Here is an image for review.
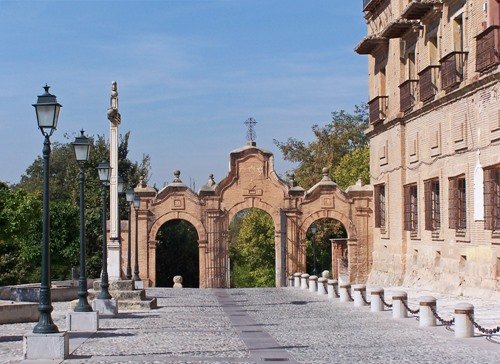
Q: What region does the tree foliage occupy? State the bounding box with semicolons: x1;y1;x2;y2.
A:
0;132;150;285
274;104;369;189
332;145;370;190
229;209;275;287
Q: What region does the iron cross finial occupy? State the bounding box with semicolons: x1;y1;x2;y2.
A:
244;117;257;143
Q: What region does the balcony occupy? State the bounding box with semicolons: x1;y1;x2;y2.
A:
440;51;468;90
355;34;388;55
380;18;418;39
368;96;388;124
402;0;442;20
476;25;500;72
363;0;386;13
399;79;419;113
418;65;440;102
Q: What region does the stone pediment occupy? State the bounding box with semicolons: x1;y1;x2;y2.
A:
215;144;289;199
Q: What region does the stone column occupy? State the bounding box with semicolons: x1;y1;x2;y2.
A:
392;291;408;319
198;240;208;288
330;239;345;279
308;275;318;292
352;284;368;307
370;287;384;312
107;81;121;280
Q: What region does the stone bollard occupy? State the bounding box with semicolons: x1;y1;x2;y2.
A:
288;276;294;287
352;284;368;307
300;273;310;290
308;275;318;292
370;287;384;312
419;296;437;327
327;279;338;299
173;275;183;288
294;272;301;288
339;283;351;303
321;270;331;279
454;303;474;338
317;277;327;295
392;291;408;319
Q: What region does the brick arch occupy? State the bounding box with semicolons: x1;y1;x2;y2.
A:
149;211;207;243
299;210;357;240
226;199;280;228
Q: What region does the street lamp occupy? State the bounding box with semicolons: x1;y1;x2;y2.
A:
310;224;318;276
71;130;92;312
125;188;135;280
132;194;142;282
32;85;62;334
97;161;112;299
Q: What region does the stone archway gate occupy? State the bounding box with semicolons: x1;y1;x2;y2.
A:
120;143;373;288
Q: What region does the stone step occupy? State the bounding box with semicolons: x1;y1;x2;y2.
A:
118;298;157;311
87;289;145;301
93;279;134;291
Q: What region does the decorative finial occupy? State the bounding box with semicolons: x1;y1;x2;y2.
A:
110;81;118;110
321;167;331;181
207;174;216;187
80;129;85;136
244;117;257;145
140;175;146;188
43;84;50;94
173;170;181;182
289;173;297;187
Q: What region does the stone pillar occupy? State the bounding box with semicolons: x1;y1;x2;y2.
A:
198;240;208;288
330;240;344;279
317;277;327;295
339;283;351;303
300;273;309;290
419;296;437;327
327;279;338;299
308;275;318;292
107;81;121;280
352;284;368;307
293;272;301;288
392;291;408;319
454;303;474;338
370;287;384;312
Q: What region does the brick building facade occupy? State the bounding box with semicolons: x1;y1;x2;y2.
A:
356;0;499;296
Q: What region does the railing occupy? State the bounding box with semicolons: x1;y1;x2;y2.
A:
418;65;440;102
399;79;419;112
440;51;468;90
368;96;388;124
476;25;500;72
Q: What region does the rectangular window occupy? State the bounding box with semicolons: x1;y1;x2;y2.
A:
454;14;464;52
449;175;466;230
374;184;386;230
404;184;418;232
425;179;440;231
484;167;500;231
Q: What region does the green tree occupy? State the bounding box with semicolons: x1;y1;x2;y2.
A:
229;209;275;287
332;145;370;189
8;131;151;282
274;104;369;189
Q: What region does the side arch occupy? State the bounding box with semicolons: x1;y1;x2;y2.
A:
149;211;207;243
300;209;357;240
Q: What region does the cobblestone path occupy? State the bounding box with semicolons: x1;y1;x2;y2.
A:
0;287;498;363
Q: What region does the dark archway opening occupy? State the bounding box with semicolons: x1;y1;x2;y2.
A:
306;218;347;276
228;208;275;288
155;219;199;287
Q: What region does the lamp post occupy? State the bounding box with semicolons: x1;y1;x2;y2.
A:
132;194;142;282
71;130;92;312
32;85;62;334
97;161;112;299
125;189;135;280
311;224;318;276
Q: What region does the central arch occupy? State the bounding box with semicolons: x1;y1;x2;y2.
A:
121;144;373;288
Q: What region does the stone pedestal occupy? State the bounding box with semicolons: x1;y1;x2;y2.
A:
67;311;99;331
352;284;368;307
454;303;474;338
293;272;301;288
419;296;437;327
308;275;318;292
300;273;309;290
327;279;337;299
317;277;327;295
370;288;384;312
92;298;118;316
339;283;351;303
134;280;144;290
392;291;408;319
23;332;69;360
108;239;121;280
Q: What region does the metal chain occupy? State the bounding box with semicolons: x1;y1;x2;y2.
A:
332;283;340;298
466;311;500;335
360;289;370;305
401;298;420;315
429;305;455;326
378;292;393;308
346;287;354;302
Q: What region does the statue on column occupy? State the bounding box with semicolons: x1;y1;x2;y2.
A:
107;81;121;125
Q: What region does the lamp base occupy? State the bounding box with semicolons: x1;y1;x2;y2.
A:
66;311;99;332
23;332;69;360
92;298;118;316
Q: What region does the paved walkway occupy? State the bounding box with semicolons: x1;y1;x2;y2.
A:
0;287;499;363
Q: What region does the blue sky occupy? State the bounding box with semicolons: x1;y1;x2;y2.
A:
0;0;367;190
